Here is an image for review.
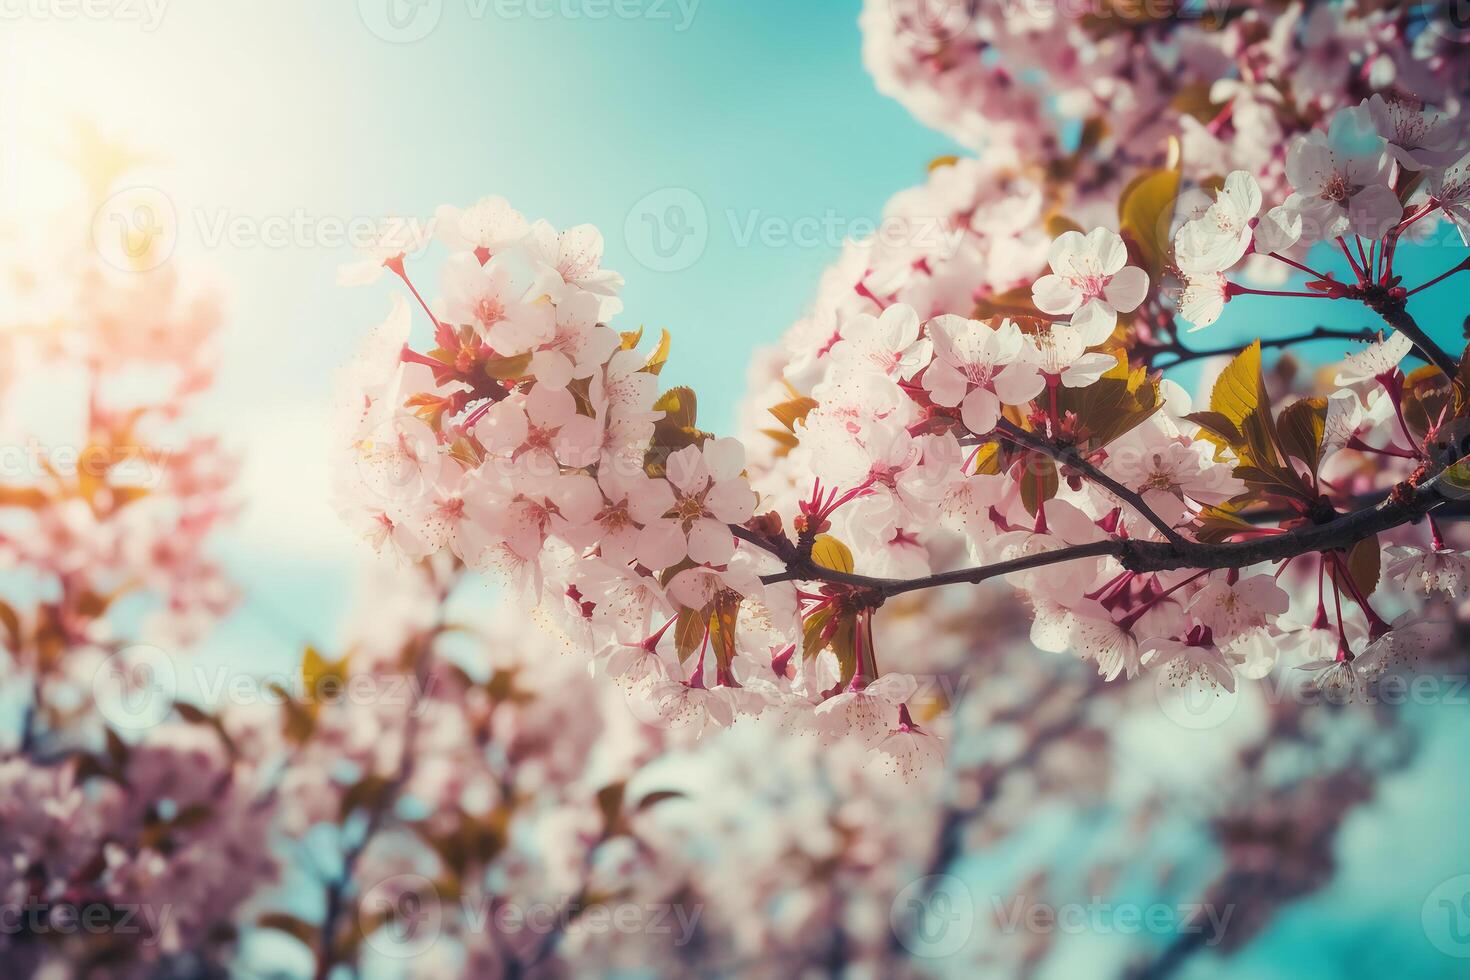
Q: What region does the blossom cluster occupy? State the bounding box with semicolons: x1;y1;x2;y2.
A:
861;0;1470;214
1175;95;1470;327
336;135;1468;786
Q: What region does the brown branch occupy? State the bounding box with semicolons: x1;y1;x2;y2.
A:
747;465;1457;599
1375;305;1459;378
995;417;1188;547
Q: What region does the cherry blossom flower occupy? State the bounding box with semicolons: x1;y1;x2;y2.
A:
875;705;944;780
1030;228;1149;343
1021;323;1115;387
1063;597;1144;681
922;314;1043;434
813;673;918;747
440;250;554;353
435;194;530;254
1174;171;1302;278
1282;111;1400;242
337;216;433;286
476;382;603;474
523;220;625;314
1177;270;1229;330
638;439;756;570
1143;632;1239;693
1364;94;1465;171
1428;153;1470;245
828;303;932;380
1332;331;1412;388
1383;545;1470;599
1188;574;1290;646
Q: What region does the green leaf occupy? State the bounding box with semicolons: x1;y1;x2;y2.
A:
1329;537;1382;598
1210;340;1297;489
1194;504;1257;544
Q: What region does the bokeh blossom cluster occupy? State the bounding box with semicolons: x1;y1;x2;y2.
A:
0;199;256;976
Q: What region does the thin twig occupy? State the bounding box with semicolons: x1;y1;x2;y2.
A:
995;417;1188;546
1151;326;1379;369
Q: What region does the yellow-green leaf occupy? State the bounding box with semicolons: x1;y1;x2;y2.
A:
484;351;532;381
1278;397;1328;473
1119;165;1181;278
1210;340;1263;432
640;329;672;375
673;607;706;663
810;535;855;575
1018;453;1059;517
768;396;818;433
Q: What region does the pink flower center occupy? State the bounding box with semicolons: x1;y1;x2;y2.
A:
475;296;506;326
